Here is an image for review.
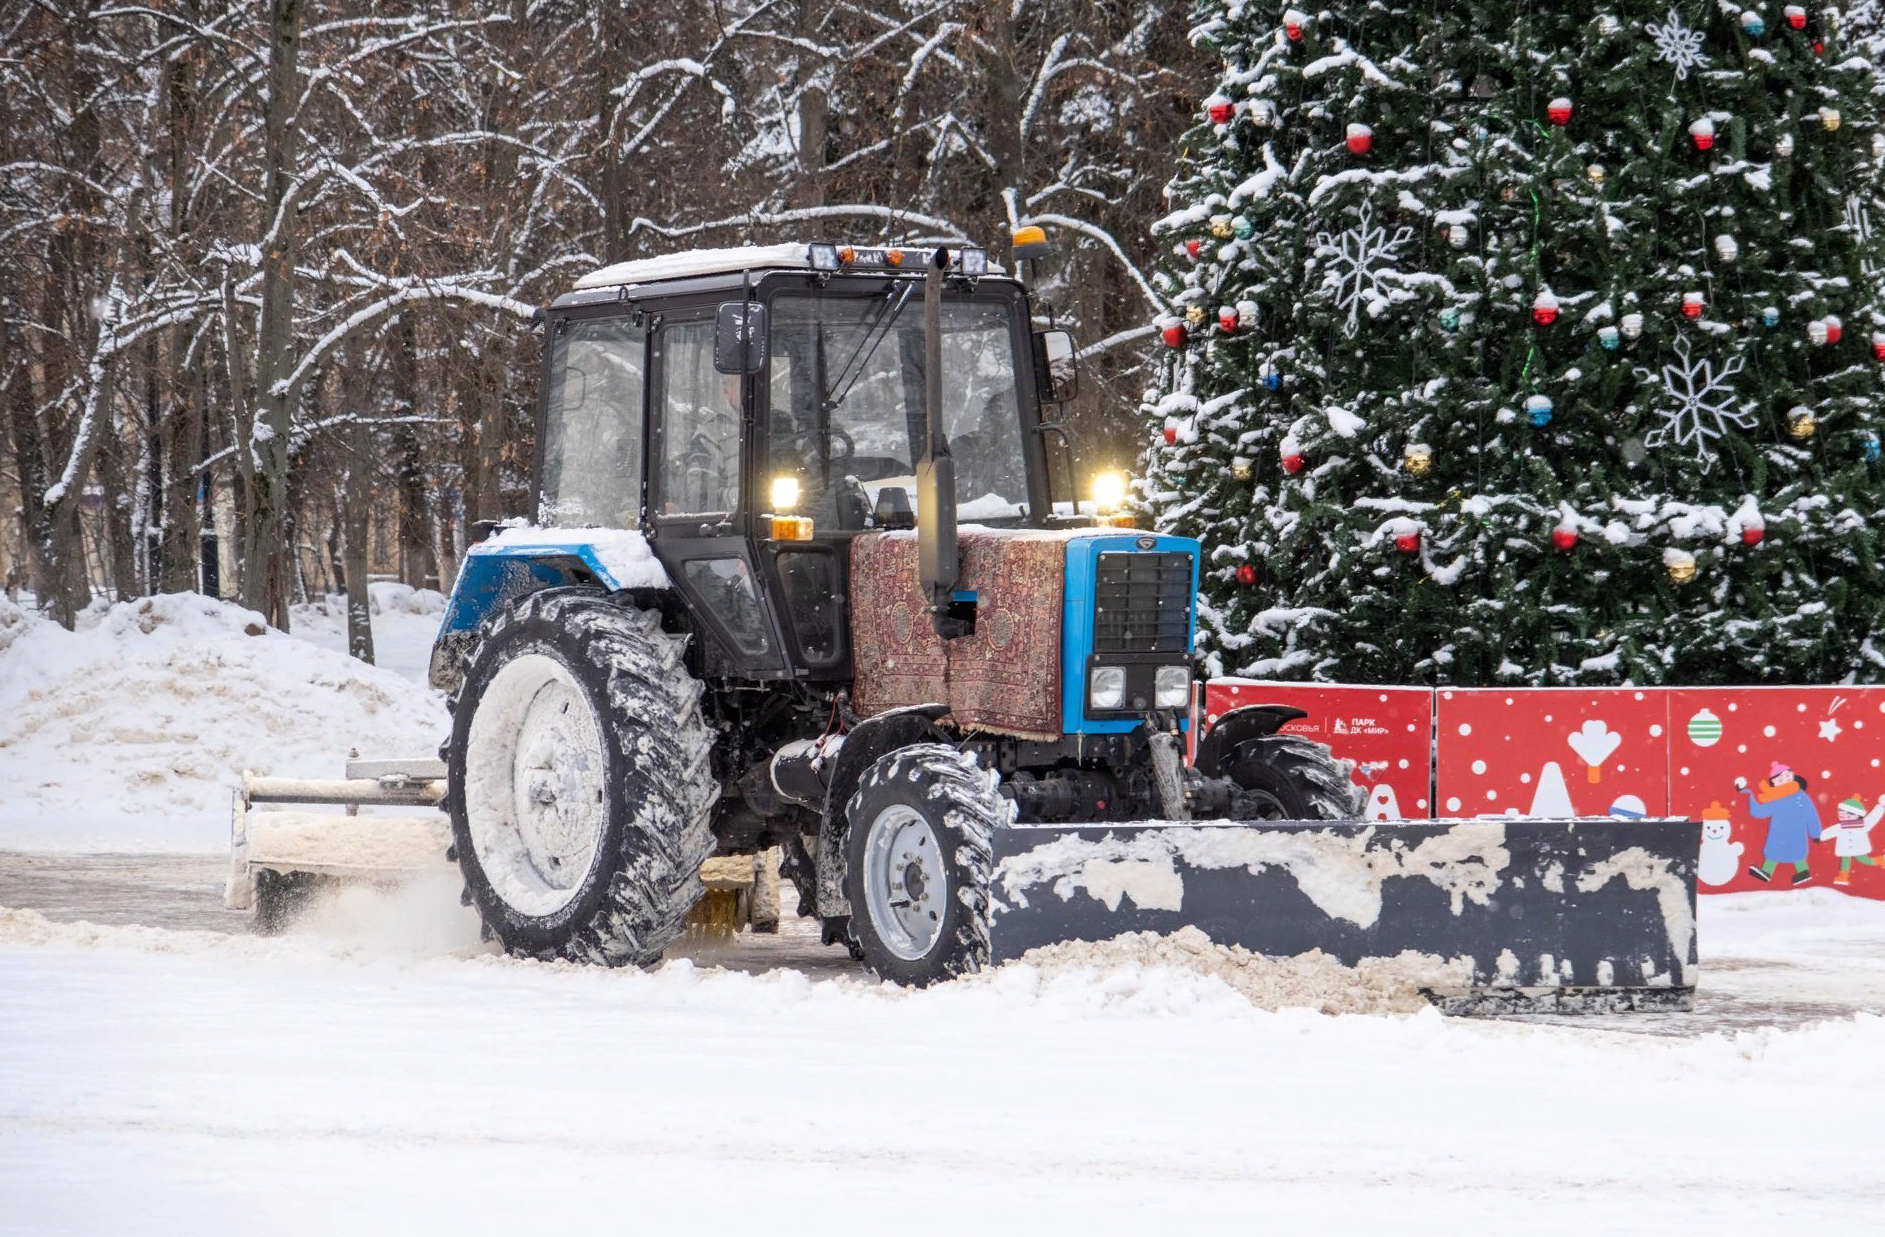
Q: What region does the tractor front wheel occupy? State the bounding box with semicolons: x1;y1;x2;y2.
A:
841;744;1002;987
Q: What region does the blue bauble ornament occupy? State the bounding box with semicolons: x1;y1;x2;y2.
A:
1439;309;1461;331
1866;433;1882;463
1598;326;1621;351
1526;394;1554;426
1262;369;1282;391
1741;12;1765;36
1761;306;1781;328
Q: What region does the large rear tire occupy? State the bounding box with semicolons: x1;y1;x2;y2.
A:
1227;734;1366;820
841;744;1002;987
446;588;718;966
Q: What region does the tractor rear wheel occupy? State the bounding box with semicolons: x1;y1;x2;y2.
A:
841;744;1002;987
446;587;718;966
1226;734;1366;820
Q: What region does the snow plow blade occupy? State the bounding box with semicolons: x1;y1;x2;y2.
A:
987;817;1700;1015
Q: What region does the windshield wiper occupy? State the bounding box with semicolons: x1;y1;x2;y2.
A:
822;281;915;412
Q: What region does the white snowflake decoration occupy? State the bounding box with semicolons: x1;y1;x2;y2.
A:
1313;200;1414;337
1636;335;1752;471
1645;9;1709;80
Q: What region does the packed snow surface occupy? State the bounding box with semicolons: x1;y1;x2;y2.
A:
0;594;447;850
4;894;1884;1233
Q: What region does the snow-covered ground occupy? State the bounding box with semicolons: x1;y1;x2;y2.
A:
3;894;1883;1234
4;593;1885;1231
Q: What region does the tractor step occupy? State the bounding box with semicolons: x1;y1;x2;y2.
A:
985;817;1700;1013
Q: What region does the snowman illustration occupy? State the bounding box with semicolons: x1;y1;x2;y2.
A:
1697;802;1744;887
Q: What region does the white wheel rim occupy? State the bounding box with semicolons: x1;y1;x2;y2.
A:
862;804;947;960
463;653;608;917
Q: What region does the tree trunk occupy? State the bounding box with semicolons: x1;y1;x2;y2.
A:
390;316;433;585
975;6;1027;266
794;1;828;211
243;0;303;631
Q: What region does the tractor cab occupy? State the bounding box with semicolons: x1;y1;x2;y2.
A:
531;241;1080;682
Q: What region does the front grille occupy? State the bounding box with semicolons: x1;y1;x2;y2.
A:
1093;551;1192;652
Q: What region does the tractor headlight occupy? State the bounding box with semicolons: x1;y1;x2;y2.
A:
1154;665;1191;709
1088;666;1126;711
770;476;800;511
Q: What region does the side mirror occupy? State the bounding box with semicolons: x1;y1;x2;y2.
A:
1034;329;1078;405
714;302;768;374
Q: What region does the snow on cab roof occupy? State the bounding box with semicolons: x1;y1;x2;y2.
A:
573;243;813;290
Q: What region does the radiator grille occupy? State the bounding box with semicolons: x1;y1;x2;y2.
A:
1093;552;1192;653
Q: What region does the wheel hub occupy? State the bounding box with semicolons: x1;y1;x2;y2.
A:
863;805;946;961
462;653;608;917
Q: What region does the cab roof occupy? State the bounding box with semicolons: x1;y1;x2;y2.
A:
572;243;814;291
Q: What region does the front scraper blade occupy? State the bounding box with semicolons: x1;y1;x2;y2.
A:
986;818;1701;1015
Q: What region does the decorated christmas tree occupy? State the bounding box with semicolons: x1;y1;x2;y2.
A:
1143;2;1885;685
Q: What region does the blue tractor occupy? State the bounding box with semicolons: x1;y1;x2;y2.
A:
251;238;1701;1009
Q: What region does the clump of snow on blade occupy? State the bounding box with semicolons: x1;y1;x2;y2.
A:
0;593;447;848
988;927;1472;1017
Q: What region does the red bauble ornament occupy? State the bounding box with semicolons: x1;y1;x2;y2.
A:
1217;306;1239;333
1681;291;1704;319
1184;238;1202;259
1346;123;1373;154
1532;291;1560;326
1690;118;1715;150
1281;452;1305;474
1161;322;1187;349
1814;40;1824;54
1236;563;1259;586
1547;97;1573;125
1285;20;1304;40
1742;526;1766;546
1162;426;1178;446
1871;333;1885;360
1787;6;1807;30
1394;531;1421;554
1206;95;1234;124
1551;527;1578;551
1826;316;1844;344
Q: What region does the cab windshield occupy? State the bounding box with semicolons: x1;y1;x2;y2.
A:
767;292;1030;530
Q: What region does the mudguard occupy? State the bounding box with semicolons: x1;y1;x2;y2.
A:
985;816;1702;1011
1192;704;1309;776
428;530;670;692
813;704;953;918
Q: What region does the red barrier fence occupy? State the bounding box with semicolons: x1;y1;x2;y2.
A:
1205;681;1885;901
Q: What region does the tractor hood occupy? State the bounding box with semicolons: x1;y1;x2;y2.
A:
850;528;1199;741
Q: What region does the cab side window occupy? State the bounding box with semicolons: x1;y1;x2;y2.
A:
658;320;742;516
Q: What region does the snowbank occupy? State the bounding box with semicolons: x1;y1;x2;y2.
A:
998;927;1471;1015
0;594;448;849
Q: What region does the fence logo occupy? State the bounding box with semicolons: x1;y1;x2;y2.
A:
1332;717;1390;736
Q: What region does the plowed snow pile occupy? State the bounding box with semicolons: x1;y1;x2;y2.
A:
0;593;447;846
1002;926;1473;1015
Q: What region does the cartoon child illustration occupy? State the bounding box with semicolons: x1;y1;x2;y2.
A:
1823;795;1885;885
1737;762;1824;885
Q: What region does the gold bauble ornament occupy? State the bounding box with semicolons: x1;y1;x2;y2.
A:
1822;108;1843;132
1209;214;1234;238
1666;553;1698;585
1586;163;1606;186
1186;303;1207;326
1787;406;1818;440
1231;457;1253;481
1403;444;1434;475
